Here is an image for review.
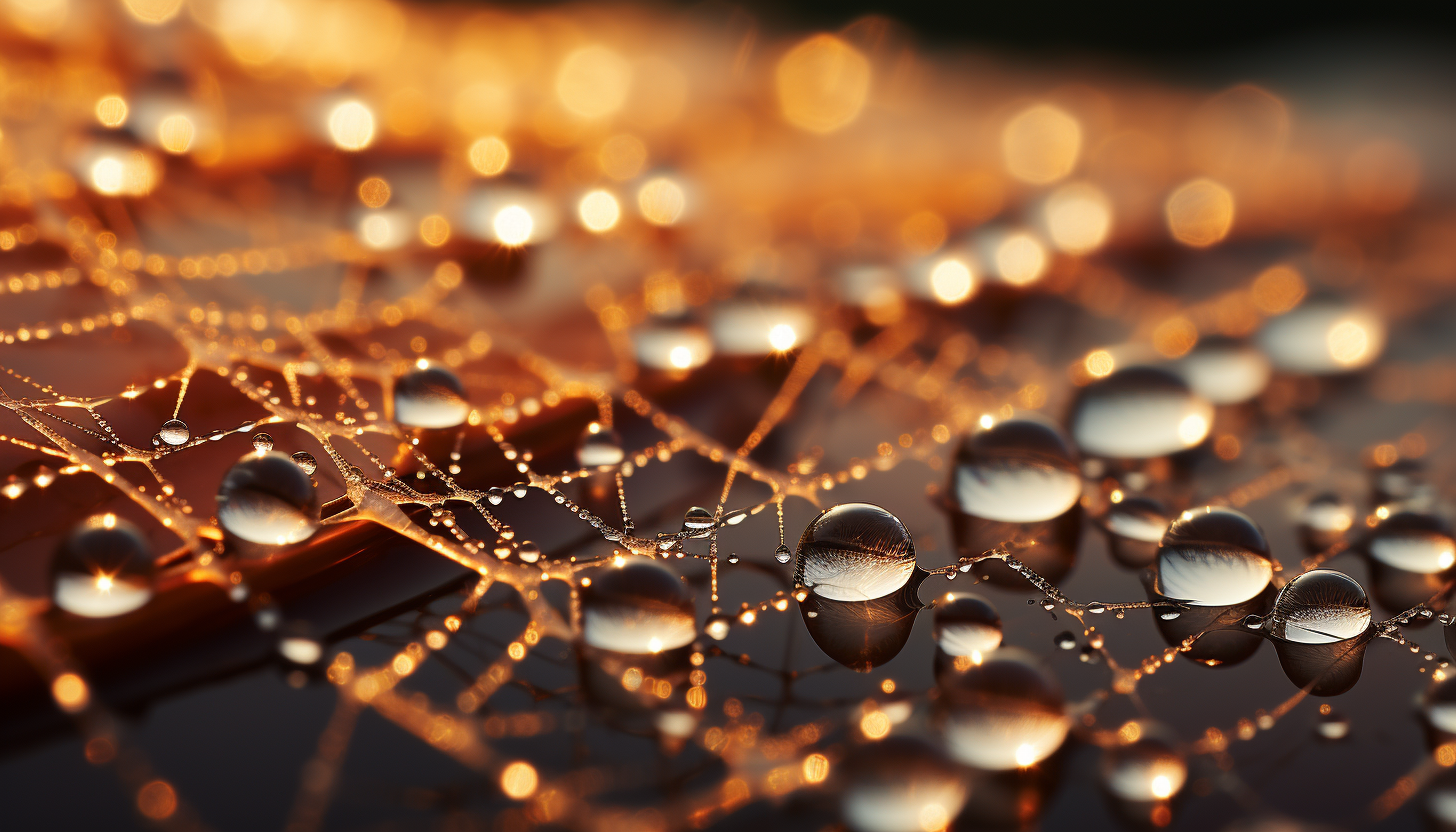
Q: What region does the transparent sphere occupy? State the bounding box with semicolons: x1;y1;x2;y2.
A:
951;416;1080;523
577;424;625;469
1257;297;1385;375
795;502;916;602
51;514;155;618
938;647;1070;770
840;737;968;832
1422;674;1456;735
1266;569;1371;644
581;557;695;654
291;451;318;476
932;593;1003;658
1173;336;1271;405
158;418;190;446
1365;511;1456;574
1155;507;1274;607
1296;493;1354;554
682;506;715;533
1099;494;1170;568
1070;366;1213;459
1099;720;1187;802
393;363;470;429
217;451;320;547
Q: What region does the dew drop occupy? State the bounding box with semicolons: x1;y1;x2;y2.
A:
393;363;470;429
150;433;163;448
726;554;740;565
1257;296;1384;375
1296;492;1355;554
933;593;1003;658
1069;366;1212;459
1098;495;1169;568
774;544;792;564
217;452;320;548
278;637;323;665
50;515;155;618
486;487;506;505
512;482;529;498
577;424;625;469
1154;506;1273;607
794;503;916;602
1053;631;1077;650
840;737;967;832
704;614;732;641
1365;511;1456;574
158;418;189;446
951;416;1080;523
1265;569;1371;644
682;506;715;534
517;541;541;563
290;451;317;476
1172;336;1272;405
1315;710;1350;741
581;557;695;654
1422;674;1456;735
251;433;274;454
938;647;1070;770
1099;719;1187;802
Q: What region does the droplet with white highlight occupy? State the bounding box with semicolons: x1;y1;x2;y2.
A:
217;452;320;548
581;557;696;655
393;363;470;430
1070;366;1213;459
795;503;917;602
51;515;155;618
1154;506;1274;607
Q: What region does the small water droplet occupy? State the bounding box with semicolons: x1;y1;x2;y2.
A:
159;419;189;446
1054;631;1077;650
251;433;274;454
577;424;625;469
290;452;317;475
486;487;506;505
512;483;529;498
682;506;715;534
774;544;792;564
705;614;732;641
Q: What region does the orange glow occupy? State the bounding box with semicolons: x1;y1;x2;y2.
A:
122;0;182;24
52;673;89;712
929;258;975;304
1044;182;1112;254
328;101;376;151
500;761;539;799
802;753;830;783
1251;265;1305;314
776;34;871;134
578;190;621;232
95;96;128;128
638;177;686;226
1002;104;1082;184
599;134;648;180
557;46;632;119
468;137;510;176
995;233;1048;286
136;780;177;820
358;177;391;208
1166;178;1234;247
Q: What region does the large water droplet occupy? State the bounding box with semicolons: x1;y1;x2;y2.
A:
251;433;273;454
393;363;470;429
799;569;926;672
1154;506;1274;607
951;416;1080;523
1296;492;1354;554
840;737;968;832
1098;495;1169;568
159;418;189;446
933;593;1003;659
581;557;695;655
1257;297;1384;374
577;424;625;469
1365;511;1456;574
1172;336;1271;405
795;502;916;602
1070;366;1212;459
1099;720;1187;802
681;506;714;534
51;515;154;618
1266;569;1371;644
290;451;317;476
217;451;320;547
937;647;1070;771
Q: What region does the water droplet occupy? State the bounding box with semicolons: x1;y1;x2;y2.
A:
486;487;506;505
1098;495;1169;568
726;554;740;565
933;593;1003;658
938;647;1070;770
1257;296;1384;374
159;418;189;446
217;452;320;548
951;416;1081;523
577;425;625;469
840;737;967;832
1053;631;1077;650
51;515;154;618
517;541;541;563
1266;569;1371;644
1154;506;1273;607
1365;511;1456;574
512;482;529;498
1315;710;1350;740
581;557;695;654
1172;336;1271;405
1087;603;1107;614
774;544;792;564
290;451;317;475
709;301;812;356
1296;492;1354;554
1422;675;1456;736
632;321;713;371
150;433;163;447
1079;646;1100;663
393;363;470;429
1099;719;1187;802
251;433;273;454
682;506;715;534
1070;366;1212;459
704;614;732;641
794;503;916;602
